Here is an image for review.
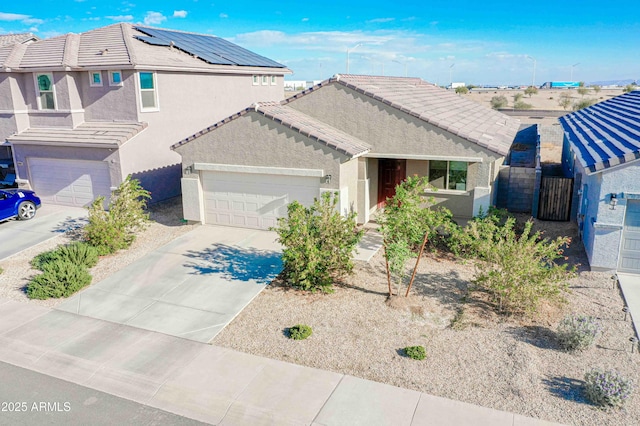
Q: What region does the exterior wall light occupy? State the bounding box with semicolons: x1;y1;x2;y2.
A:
610;193;618;209
324;174;332;184
184;165;192;175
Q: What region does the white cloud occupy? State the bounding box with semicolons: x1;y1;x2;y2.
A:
366;18;395;24
219;13;228;19
144;11;166;25
22;18;44;25
173;10;187;18
106;15;134;21
0;12;30;21
301;18;309;22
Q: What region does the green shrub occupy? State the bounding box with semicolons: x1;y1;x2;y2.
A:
26;260;92;299
288;324;313;340
31;242;99;271
490;95;508;109
0;267;3;274
403;345;426;360
557;315;602;351
84;176;150;254
573;98;596;111
584;369;634;408
273;192;363;293
472;218;575;316
514;100;533;110
31;248;63;271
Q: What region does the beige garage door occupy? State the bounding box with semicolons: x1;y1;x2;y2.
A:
202;171;320;229
619;200;640;273
28;158;112;207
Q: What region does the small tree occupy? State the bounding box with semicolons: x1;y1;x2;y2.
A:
490;95;508;109
592;85;602;94
273;192;363;293
524;86;538;97
623;84;637;93
573;98;596;111
513;93;524;103
455;86;469;95
84;176;150;254
577;87;590;97
558;92;573;110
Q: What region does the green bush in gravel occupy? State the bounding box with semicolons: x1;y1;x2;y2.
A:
556;314;602;351
26;259;92;299
288;324;313;340
31;242;99;271
403;345;426;360
584;369;634;409
30;248;63;271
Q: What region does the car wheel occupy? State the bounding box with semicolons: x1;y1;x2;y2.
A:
17;201;36;220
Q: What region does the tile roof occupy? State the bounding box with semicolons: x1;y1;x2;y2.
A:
172;102;371;158
0;24;289;73
8;121;147;148
559;91;640;174
0;33;39;47
285;74;520;156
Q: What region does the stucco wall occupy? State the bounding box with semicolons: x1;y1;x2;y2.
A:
174;112;347;193
339;158;359;214
82;70;138;122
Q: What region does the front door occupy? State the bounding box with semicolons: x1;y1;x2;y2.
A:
378;159;406;207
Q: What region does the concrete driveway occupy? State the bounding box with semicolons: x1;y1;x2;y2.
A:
56;226;282;343
0;204;87;261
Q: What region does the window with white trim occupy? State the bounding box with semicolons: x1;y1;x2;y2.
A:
428;160;468;191
270;75;277;85
252;75;259;85
35;73;56;110
138;72;158;110
89;71;103;87
109;70;123;86
261;75;268;85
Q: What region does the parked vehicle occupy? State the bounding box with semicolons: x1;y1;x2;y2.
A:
0;189;41;221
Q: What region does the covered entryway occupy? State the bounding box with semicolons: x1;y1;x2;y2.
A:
202;171;320;230
619;200;640;273
378;159;406;208
27;158;112;207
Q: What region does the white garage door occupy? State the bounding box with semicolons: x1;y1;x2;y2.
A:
28;158;112;207
202;171;320;229
619;200;640;273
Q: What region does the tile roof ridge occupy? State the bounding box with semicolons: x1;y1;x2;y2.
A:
120;23;137;66
62;33;80;69
2;42;27;69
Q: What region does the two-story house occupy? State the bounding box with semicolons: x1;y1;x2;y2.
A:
0;23;289;206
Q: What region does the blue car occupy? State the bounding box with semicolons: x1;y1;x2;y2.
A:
0;189;41;222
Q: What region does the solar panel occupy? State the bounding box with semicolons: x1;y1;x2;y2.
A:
134;27;286;68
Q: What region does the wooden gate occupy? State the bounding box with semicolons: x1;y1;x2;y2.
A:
538;176;573;221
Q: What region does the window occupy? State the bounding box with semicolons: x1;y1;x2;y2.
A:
270;75;277;85
109;70;123;86
261;75;268;85
252;75;259;85
89;71;102;87
35;73;56;110
138;72;158;110
428;160;467;191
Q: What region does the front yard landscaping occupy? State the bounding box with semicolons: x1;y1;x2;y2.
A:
214;216;640;426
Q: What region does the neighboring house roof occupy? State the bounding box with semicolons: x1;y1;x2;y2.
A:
559;91;640;174
173;102;371;158
0;33;39;47
285;74;520;156
7;121;147;148
0;23;289;73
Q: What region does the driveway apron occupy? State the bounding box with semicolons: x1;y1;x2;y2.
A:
56;226;282;343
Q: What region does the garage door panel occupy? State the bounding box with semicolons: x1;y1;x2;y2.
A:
619;200;640;273
203;171;320;230
28;158;112;208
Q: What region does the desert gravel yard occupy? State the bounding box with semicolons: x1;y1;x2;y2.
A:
214;219;640;426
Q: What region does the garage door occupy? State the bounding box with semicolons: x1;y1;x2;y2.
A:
619;200;640;273
28;158;112;207
202;171;320;229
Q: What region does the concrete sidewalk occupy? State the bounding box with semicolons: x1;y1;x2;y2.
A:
0;298;561;425
617;273;640;337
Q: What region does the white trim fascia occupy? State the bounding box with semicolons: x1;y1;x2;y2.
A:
7;140;120;148
27;109;85;114
364;153;483;162
593;222;623;230
586;156;640;176
194;163;324;177
131;65;293;75
425;189;471;196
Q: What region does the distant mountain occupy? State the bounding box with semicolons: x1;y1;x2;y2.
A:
587;79;637;86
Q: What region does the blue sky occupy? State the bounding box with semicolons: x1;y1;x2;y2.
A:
1;1;638;85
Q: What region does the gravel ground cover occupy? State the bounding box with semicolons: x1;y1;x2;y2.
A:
0;197;195;308
214;218;640;426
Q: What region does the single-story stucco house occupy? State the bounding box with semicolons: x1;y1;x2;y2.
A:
560;90;640;272
173;74;521;229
